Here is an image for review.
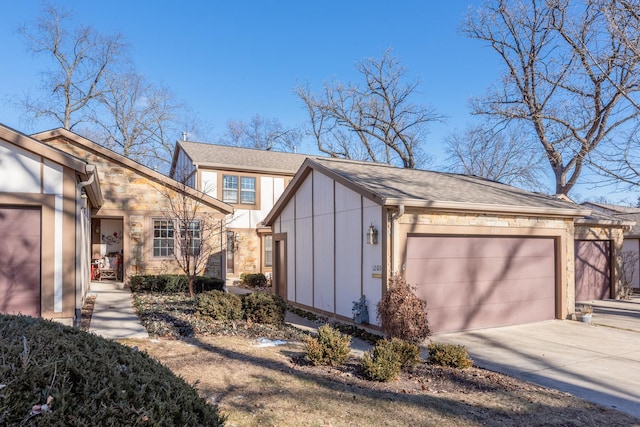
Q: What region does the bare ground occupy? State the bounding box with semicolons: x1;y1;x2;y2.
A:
82;294;640;426
122;336;640;427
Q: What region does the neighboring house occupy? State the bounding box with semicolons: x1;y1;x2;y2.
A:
581;202;640;291
170;141;308;282
264;158;629;334
0;124;102;325
31;128;233;284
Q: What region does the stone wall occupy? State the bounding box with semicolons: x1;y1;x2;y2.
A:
44;137;226;281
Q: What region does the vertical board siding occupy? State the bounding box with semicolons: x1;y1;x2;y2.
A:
280;201;296;302
313;172;335;313
295;176;314;307
362;200;383;326
334;182;362;318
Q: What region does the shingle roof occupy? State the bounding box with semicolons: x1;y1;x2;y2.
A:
311;158;584;212
177;141;311;174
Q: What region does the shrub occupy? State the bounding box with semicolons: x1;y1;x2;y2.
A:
359;338;421;382
304;324;351;366
241;273;268;288
377;275;430;343
427;343;474;369
0;314;225;426
130;274;224;294
242;292;286;325
196;290;243;321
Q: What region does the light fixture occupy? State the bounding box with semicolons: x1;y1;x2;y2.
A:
366;224;378;245
95;225;100;234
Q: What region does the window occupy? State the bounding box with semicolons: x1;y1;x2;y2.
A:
153;220;174;257
241;177;256;204
264;235;273;267
222;175;238;203
226;231;235;274
180;220;202;256
222;175;256;205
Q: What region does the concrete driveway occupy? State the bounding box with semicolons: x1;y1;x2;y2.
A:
434;297;640;420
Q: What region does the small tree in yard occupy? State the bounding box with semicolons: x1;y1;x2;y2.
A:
377;275;430;343
161;180;226;298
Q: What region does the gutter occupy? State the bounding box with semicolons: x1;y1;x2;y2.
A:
383;198;590;218
74;166;96;327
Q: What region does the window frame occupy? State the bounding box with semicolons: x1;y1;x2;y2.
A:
152;219;175;258
264;234;273;268
221;173;258;207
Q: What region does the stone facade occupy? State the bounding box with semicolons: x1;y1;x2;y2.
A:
37;133;229;282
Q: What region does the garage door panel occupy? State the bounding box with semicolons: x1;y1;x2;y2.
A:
575;240;610;301
427;298;554;333
411;257;554;285
414;276;555;309
406;236;556;333
407;237;552;259
0;207;41;318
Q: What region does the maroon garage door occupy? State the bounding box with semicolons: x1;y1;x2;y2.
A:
574;240;611;301
406;236;556;334
0;207;41;317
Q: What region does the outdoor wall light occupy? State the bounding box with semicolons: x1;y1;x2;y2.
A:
366;224;378;245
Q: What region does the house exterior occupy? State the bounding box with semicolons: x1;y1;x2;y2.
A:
264;158;628;334
169;141;308;282
581;202;640;291
31;128;233;284
0;124;102;325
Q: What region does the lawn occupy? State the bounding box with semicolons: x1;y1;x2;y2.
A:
122;292;639;426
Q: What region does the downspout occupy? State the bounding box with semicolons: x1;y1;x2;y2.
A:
75;165;96;327
390;204;405;276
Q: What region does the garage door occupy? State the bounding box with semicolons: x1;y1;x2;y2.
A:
406;236;556;334
0;207;41;317
575;240;611;301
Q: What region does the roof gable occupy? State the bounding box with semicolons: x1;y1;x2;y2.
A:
31;128;232;214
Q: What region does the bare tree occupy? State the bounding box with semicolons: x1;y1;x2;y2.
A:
463;0;640;196
89;70;185;172
222;114;302;152
17;3;126;130
161;178;226;298
444;121;548;191
296;49;442;168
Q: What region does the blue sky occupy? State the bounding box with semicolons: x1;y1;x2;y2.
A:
0;1;632;202
0;1;497;156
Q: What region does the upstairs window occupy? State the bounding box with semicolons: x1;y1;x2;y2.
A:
223;175;256;205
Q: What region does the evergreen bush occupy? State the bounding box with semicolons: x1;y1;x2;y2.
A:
427;343;473;369
0;315;225;426
195;290;243;321
242;292;286;325
304;324;351;366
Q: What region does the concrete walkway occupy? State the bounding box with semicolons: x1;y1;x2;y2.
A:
88;281;148;339
435;297;640;420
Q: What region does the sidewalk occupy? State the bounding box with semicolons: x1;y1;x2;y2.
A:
88;281;149;340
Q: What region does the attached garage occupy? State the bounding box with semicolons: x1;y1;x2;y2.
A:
266;158;593;334
0;206;41;317
575;240;611;301
406;236;556;333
